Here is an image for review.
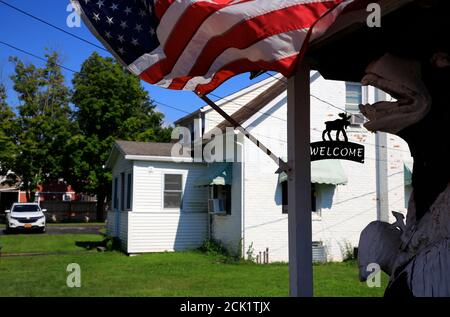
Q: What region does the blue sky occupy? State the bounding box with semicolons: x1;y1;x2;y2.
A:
0;0;272;125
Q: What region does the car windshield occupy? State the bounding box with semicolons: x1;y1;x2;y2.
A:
12;204;40;212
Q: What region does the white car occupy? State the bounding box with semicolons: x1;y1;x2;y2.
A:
5;203;47;233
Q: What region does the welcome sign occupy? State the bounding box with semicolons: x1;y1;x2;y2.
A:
311;113;365;163
311;141;365;163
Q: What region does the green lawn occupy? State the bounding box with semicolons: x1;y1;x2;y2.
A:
0;222;104;228
0;234;104;254
0;234;388;297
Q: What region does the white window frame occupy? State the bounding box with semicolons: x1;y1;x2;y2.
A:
345;82;363;113
311;183;322;221
162;173;184;210
113;176;119;211
125;171;133;211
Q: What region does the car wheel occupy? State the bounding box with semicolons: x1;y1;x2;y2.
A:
40;227;46;234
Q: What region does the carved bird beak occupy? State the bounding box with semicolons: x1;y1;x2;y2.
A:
359;53;431;134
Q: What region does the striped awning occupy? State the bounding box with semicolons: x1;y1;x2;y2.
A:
279;160;348;185
194;163;232;187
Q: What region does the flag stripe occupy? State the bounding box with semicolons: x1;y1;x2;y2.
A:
75;0;354;94
138;0;339;87
163;1;340;90
188;1;337;76
160;0;338;83
195;55;299;94
166;28;309;90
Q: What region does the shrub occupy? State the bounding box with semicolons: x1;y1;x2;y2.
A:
198;238;229;256
340;240;355;262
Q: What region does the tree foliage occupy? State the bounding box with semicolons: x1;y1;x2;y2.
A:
0;83;17;175
7;52;74;201
0;51;171;219
71;53;172;219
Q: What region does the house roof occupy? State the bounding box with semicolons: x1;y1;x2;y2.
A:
115;140;179;157
173;75;281;126
105;140;193;168
207;79;286;134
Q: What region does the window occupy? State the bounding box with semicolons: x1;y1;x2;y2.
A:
12;204;40;212
113;177;118;209
281;182;318;214
126;173;132;210
164;174;183;209
120;173;125;211
211;185;231;215
345;82;362;113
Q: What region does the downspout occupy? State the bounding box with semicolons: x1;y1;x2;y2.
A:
207;185;211;239
235;138;245;259
374;89;390;222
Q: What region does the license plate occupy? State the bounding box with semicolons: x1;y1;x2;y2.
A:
24;224;32;229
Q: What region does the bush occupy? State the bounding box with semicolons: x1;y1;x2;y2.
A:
198;238;229;256
340;240;356;262
104;236;121;251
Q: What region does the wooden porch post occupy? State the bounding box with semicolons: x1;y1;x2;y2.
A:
287;60;313;297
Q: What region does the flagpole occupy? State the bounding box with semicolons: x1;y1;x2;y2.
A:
287;60;313;297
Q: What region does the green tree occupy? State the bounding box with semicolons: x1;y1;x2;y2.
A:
9;52;74;201
0;83;17;175
71;52;171;220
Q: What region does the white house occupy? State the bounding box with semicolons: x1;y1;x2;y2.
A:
105;74;413;262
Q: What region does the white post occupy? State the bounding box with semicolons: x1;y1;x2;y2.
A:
287;60;313;297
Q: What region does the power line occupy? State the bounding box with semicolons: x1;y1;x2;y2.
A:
1;1;410;155
0;0;292;130
0;0;411;155
0;38;410;160
0;0;108;52
0;39;407;161
0;40;78;73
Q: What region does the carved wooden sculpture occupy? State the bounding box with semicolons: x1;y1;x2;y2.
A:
357;53;450;297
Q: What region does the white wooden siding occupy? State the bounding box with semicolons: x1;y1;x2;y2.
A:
107;155;133;239
242;93;289;262
132;161;208;213
211;162;243;254
125;160;209;253
127;212;207;253
119;211;129;250
203;76;279;132
239;74;412;262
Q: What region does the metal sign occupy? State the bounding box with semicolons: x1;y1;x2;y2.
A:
311;113;365;163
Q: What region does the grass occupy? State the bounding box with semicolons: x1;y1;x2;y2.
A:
0;234;388;297
46;222;105;227
0;222;104;228
0;222;104;227
0;234;104;254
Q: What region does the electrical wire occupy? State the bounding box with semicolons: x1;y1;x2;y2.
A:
0;39;410;161
0;2;411;155
0;0;108;52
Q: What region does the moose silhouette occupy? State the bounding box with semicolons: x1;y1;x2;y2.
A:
322;113;352;142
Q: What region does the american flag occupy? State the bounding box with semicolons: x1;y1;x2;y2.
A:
72;0;353;95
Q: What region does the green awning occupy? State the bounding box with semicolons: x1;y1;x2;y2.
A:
279;160;348;185
404;160;413;186
194;163;233;187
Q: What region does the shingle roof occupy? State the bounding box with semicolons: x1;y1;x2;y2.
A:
115;140;189;157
